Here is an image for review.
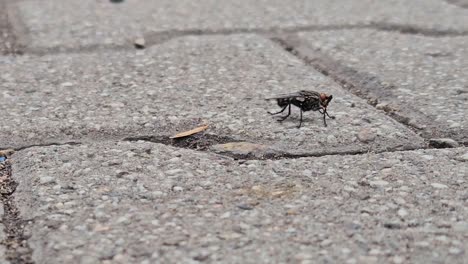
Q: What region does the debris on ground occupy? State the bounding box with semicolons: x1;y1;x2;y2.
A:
170;125;209;139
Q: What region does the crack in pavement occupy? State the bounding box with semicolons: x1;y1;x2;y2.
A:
0;159;34;264
123;133;427;161
10;142;82;152
269;35;466;146
21;22;468;56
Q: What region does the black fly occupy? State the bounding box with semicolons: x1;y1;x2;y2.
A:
266;90;335;128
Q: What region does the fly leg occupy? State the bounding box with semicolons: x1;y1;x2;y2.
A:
322;111;327;127
297;109;303;128
319;108;335;127
324;110;335;119
277;104;291;122
268;105;288;115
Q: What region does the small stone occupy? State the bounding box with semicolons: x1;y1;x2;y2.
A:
429;138;459;148
115;170;128;178
134;37;146;49
397;208;408;218
302;169;313;177
327;135;337;144
220;212;231;219
415;241;430;248
294;252;314;260
172;186;184;192
358;256;378;264
453;221;468;232
369;180;389;187
320;239;332;247
455;152;468;162
61;82;73;87
165;169;184;176
449;247;462;255
163;236;186;246
357;128;376;143
430;183;448;189
40;176;56;184
237;204;254;210
152;191;164;197
193;250;210;261
392;256;405;264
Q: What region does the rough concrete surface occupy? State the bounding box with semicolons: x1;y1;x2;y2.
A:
11;0;468;50
0;204;11;264
294;29;468;143
11;142;468;263
0;35;423;155
1;0;468;263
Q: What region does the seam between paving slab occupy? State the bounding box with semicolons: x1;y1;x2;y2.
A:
4;135;462;163
0;160;34;264
268;34;467;147
10;23;468;56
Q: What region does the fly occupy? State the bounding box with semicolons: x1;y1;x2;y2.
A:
266;90;335;128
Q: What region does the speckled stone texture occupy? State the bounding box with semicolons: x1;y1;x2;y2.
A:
0;35;423;155
296;29;468;143
12;142;468;263
12;0;468;50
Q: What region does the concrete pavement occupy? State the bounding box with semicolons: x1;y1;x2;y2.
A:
1;0;467;263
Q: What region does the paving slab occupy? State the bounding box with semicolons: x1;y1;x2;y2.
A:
10;0;468;51
294;29;468;143
11;142;468;263
0;34;424;155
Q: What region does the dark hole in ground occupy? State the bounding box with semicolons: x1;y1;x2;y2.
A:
125;133;239;151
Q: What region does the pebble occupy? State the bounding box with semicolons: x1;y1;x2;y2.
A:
172;186;184;192
134;37;146;49
61;82;73;87
369;180;389;187
319;239;332;247
327;135;338;144
428;138;459;148
40;176;56;184
237;204;254;210
449;247;462;255
397;208;408;218
456;152;468;162
430;183;448;189
453;221;468;232
414;241;430;248
392;256;404;264
165;169;184;176
357;128;376;143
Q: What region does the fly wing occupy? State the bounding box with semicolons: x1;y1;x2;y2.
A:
265;91;305;101
298;90;321;99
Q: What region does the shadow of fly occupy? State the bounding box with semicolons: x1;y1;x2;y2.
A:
266;90;335;128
